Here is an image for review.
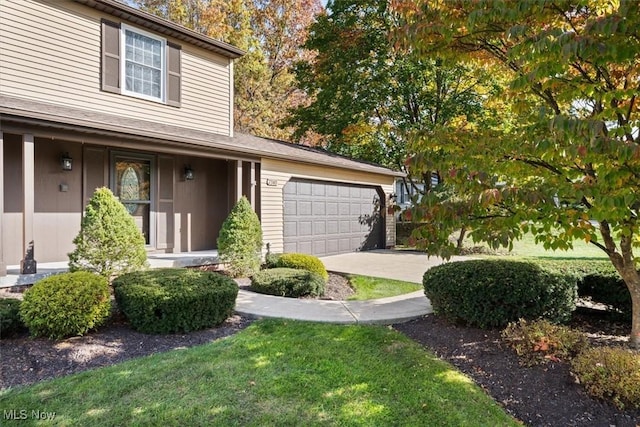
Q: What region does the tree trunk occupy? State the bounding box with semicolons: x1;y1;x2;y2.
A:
600;222;640;348
614;267;640;349
456;227;467;251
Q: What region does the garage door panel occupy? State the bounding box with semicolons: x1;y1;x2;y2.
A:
299;201;312;215
313;240;326;254
312;202;326;215
284;200;297;215
283;179;383;257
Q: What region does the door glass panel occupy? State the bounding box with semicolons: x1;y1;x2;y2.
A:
115;158;151;244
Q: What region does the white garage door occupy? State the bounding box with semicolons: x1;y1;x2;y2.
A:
283;179;383;256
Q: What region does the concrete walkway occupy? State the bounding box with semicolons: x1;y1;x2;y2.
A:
234;250;466;324
0;249;459;325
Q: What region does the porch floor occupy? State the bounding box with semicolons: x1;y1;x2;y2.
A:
0;250;220;288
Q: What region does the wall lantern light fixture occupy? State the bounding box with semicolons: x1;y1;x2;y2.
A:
184;166;195;181
61;153;73;171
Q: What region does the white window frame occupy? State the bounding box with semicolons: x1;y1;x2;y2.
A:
120;23;166;104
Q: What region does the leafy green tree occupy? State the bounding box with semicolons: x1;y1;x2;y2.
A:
68;187;147;280
394;0;640;347
287;0;499;197
217;196;263;277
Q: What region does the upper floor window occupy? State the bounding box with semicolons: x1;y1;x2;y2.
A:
122;25;165;102
102;19;182;107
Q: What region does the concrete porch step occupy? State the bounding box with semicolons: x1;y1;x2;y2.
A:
0;251;220;288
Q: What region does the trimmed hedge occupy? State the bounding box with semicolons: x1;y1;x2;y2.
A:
571;347;640;409
274;253;329;281
423;260;576;328
0;298;25;338
539;259;632;320
113;268;238;334
20;272;111;339
251;268;325;298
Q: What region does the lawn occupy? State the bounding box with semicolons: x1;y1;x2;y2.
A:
466;231;607;260
0;320;518;426
347;275;422;300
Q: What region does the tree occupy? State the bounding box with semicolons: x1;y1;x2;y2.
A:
131;0;322;141
69;187;148;280
287;0;499;197
217;196;263;277
393;0;640;347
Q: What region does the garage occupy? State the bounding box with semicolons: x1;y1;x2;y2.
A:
283;178;384;256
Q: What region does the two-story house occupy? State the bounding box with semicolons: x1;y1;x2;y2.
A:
0;0;401;276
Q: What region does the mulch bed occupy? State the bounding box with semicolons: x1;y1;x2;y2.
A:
394;309;640;427
1;279;639;426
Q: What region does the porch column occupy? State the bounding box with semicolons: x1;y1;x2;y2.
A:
0;130;5;276
21;133;36;274
235;160;242;202
249;161;256;209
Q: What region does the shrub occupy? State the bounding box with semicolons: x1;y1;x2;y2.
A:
502;319;589;366
251;268;325;298
540;259;632;320
579;274;632;320
113;268;238;334
275;253;329;281
264;252;282;269
68;187;147;280
571;347;640;409
20;272;110;339
0;298;25;338
217;196;263;278
423;260;577;328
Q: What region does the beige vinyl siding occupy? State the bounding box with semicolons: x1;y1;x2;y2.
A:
261;158;395;254
0;0;232;136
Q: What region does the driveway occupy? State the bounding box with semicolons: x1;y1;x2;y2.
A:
320;249;468;284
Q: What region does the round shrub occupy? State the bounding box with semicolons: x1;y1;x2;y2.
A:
20;272;110;339
0;298;25;338
113;268;238;334
423;260;577;328
502;319;589;366
251;268;325;298
571;347;640;409
275;253;329;282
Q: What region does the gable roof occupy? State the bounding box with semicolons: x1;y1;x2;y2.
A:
74;0;245;59
0;95;403;177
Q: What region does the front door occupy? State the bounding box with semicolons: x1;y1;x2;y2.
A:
113;155;152;245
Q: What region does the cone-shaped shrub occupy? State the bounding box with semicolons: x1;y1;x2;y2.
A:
69;187;147;280
217;196;263;277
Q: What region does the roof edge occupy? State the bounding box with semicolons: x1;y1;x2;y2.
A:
74;0;245;59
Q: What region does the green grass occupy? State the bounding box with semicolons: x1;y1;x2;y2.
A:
0;320;518;426
347;275;423;300
466;231;607;260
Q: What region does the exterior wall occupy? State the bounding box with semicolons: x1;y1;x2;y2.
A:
1;130;233;264
173;156;231;252
0;0;233;136
260;158;395;254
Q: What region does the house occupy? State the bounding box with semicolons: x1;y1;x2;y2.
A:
0;0;401;277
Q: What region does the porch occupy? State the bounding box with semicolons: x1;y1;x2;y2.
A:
0;250;220;288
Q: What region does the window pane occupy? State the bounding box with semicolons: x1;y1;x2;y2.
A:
123;28;164;100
